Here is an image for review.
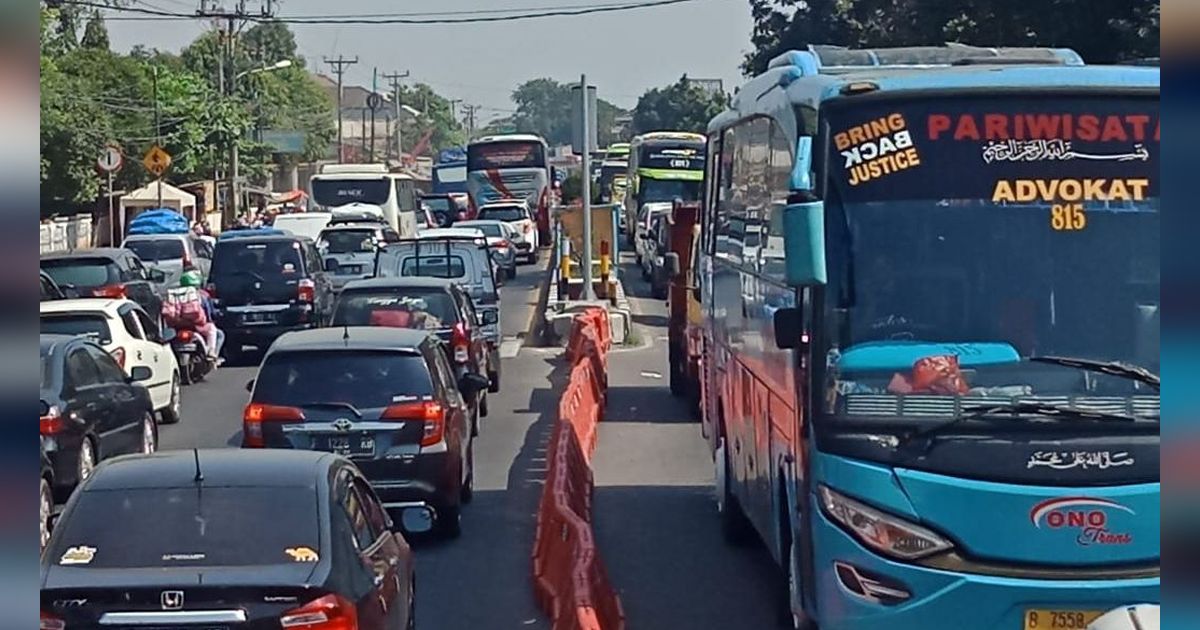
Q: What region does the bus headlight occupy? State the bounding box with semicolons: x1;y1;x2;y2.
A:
819;485;953;560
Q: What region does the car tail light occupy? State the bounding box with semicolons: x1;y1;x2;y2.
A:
280;593;358;630
92;284;126;299
40;405;64;436
242;404;305;447
40;610;65;630
497;239;510;249
382;401;446;447
451;323;470;364
297;278;315;303
111;347;126;369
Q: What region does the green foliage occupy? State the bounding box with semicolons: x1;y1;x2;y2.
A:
743;0;1160;75
632;75;729;135
510;78;625;147
396;83;466;156
79;10;108;50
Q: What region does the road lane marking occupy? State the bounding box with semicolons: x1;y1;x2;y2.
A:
500;338;523;359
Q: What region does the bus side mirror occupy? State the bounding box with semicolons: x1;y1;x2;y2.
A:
782;201;827;287
773;307;804;350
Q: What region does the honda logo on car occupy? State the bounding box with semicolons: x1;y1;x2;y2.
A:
1030;497;1134;546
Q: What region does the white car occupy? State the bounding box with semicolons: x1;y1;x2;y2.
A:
272;212;334;241
40;298;181;424
477;200;538;262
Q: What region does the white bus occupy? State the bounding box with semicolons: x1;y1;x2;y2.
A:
309;164;420;237
466;134;553;245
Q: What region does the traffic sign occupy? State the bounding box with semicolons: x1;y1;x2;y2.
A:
96;145;123;173
143;145;172;176
366;92;383;111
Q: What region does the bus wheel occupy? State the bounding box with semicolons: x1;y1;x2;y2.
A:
715;437;752;544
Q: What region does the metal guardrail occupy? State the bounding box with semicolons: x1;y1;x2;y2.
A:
40;214;94;254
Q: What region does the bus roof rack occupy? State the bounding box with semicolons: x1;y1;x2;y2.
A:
768;43;1084;76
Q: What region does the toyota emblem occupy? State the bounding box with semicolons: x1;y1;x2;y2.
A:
161;590;184;610
332;418;353;432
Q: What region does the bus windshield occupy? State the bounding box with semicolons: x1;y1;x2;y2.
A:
468;141;546;170
312;178;391;207
819;95;1159;417
638;143;705;171
640;178;702;204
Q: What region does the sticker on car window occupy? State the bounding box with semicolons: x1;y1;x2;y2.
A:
60;545;98;565
285;547;319;562
162;552;206;562
391;394;419;402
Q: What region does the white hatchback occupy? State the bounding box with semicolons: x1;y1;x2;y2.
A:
477;200;538;262
40;298;182;424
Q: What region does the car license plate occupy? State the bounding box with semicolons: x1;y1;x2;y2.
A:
241;311;276;325
316;434;375;457
1023;609;1104;630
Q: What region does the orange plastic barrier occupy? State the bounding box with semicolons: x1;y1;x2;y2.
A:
532;308;624;630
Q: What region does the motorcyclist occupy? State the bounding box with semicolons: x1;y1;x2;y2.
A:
178;269;223;364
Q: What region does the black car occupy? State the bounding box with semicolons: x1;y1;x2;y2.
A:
243;327;489;538
40;334;158;502
41;248;167;320
208;231;336;361
40;270;70;301
331;277;493;426
41;449;423;629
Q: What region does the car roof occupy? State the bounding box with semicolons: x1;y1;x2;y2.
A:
321;223;383;232
454;220;506;228
123;233;189;240
40;333;80;354
84;449;339;490
479;199;529;208
41;248;125;261
341;276;456;291
40;298;128;315
216;232;302;244
269;326;434;354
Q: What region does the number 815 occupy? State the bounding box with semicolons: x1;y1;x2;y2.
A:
1051;203;1087;231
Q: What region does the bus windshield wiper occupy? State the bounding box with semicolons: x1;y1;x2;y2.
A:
895;401;1147;451
1030;355;1159;390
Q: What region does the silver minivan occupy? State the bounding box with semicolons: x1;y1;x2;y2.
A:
121;233;213;285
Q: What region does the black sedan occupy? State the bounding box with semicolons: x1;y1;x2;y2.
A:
40;334;157;502
41;449;426;629
243;327;489;538
40;248;167;320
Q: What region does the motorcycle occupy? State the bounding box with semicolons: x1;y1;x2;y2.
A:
1088;604;1159;630
166;326;215;385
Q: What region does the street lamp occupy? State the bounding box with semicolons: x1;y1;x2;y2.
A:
236;59;292;80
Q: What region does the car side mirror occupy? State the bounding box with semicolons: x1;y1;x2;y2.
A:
324;258;340;273
129;366;153;382
245;378;255;392
773;307;805;350
664;253;681;278
457;373;489;395
479;310;499;326
147;269;167;283
159;327;177;343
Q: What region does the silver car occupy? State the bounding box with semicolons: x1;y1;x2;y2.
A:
121;233;212;286
316;222;402;292
453;220;518;281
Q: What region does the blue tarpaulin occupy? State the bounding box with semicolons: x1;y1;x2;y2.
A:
127;209;190;235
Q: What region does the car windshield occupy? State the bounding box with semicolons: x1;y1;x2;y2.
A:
817;95;1159;420
255;350;433;409
40;314;112;345
479;206;526;222
400;256;466;279
333;289;459;330
320;229;376;254
311;178;391;207
48;487;319;568
640;178;701;204
40;259;119;288
124;239;185;262
212;241;303;276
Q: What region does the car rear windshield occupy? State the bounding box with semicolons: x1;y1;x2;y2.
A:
321;229;376;254
255;350;434;409
40;314;112;345
40;259;120;288
462;223;503;238
124;239;185;262
478;206;526;222
48;487;319;569
400;256;466;279
333;289;459;330
212;240;304;277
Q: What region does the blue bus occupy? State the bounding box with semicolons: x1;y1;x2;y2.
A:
431;159;468;195
695;44;1159;629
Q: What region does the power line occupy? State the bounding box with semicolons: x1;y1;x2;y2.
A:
324;55;358;162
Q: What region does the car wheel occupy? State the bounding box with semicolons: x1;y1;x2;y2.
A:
77;437;97;486
40;477;53;552
159;373;181;424
479;393;488;420
461;439;475;504
488;369;500;394
178;354;194;386
437;503;462;539
141;411;158;454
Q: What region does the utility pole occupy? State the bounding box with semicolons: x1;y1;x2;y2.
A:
579;75;595;301
323;55;359;163
383;70;409;162
449;98;462;121
152;65;163;209
462;104;479;140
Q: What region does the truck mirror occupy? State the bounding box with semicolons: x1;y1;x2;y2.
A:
665;253;681;278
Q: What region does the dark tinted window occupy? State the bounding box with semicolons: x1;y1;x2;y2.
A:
40;314;112;345
320;229;377;254
400;256;466;279
332;289;460;329
84;344;127;383
312;178;391;207
64;348;100;388
40;259;119;288
478;206;527;222
212;240;304;276
254;350;434;409
124;239;185;262
468;141;546;170
48;487;319;568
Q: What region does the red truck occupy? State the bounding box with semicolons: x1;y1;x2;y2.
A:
662;200;702;416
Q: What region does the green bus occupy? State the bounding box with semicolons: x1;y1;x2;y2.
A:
623;132;706;240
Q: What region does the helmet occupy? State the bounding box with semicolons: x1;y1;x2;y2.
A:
179;270;202;287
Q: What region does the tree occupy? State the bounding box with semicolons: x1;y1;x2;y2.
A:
395;83;466;157
79;10;109;50
742;0;1160;76
510;78;625;147
632;75;728;135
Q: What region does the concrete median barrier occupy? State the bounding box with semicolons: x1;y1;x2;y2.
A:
531;307;624;630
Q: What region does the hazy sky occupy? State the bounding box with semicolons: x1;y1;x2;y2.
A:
106;0;755;123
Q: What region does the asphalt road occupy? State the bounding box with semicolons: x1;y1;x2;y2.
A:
160;253;553;630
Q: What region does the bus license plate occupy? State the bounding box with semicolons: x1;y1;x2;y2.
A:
317;434;375;457
1024;609;1103;629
